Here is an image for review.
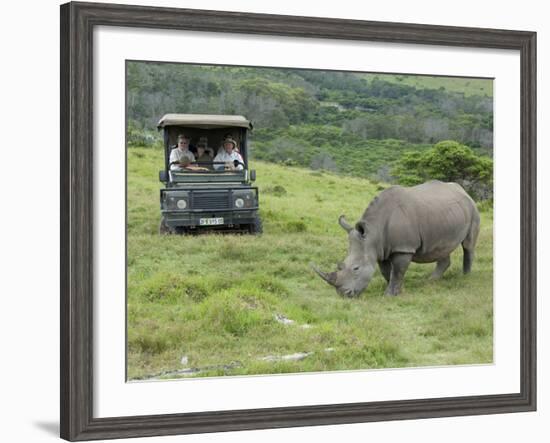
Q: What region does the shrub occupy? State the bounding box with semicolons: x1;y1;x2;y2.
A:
127;120;162;148
139;272;186;302
199;292;270;336
392;140;493;200
263;185;288;196
285;220;307;232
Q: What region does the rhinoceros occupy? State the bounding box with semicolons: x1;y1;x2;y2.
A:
313;180;480;297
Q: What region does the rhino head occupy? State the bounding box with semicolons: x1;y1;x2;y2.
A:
313;215;377;298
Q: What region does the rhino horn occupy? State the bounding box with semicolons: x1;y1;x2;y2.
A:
311;263;337;286
338;215;353;233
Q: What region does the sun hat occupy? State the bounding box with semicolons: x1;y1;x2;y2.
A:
222;137;237;149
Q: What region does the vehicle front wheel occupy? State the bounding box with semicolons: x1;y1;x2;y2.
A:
248;217;263;235
159;216;171;235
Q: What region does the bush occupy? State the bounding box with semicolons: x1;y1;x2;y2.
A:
285;220;308;232
127;119;162;148
263;185;288;196
392;140;493;200
199;291;271;336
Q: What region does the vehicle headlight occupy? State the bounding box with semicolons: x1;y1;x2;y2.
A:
163;192;189;210
234;191;256;208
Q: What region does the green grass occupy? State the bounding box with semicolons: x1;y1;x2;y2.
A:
127;147;493;380
365;73;493;97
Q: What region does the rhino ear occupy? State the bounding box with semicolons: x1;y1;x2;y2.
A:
355;221;368;237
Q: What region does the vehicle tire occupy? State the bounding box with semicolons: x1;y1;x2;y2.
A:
159;217;171;235
249;217;263;235
174;226;187;235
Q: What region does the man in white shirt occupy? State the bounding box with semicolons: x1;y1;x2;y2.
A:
213;137;244;171
169;134;196;171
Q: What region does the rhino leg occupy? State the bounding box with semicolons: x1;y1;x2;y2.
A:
385;253;412;296
463;248;474;274
462;213;480;274
378;260;391;283
430;256;451;279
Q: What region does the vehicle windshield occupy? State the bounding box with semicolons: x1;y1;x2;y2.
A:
164;126;248;174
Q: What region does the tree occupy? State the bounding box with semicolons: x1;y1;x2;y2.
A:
310;152;338;172
392;140;493;200
343;118;369;138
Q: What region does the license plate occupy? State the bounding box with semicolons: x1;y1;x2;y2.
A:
199;217;224;226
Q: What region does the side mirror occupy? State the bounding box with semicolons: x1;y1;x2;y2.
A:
250;170;256;182
159;170;168;182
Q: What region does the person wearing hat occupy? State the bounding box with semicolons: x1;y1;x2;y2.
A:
216;133;239;155
213;137;244;171
169;134;196;170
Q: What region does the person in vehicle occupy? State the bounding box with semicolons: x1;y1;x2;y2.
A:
216;133;238;155
169;134;196;170
195;138;213;169
213;137;244;170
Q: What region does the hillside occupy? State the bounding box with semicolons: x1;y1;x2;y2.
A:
127;147;493;380
127;62;494;162
364;73;493;97
250;126;433;180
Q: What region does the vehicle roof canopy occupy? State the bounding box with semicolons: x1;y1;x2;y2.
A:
157;114;252;130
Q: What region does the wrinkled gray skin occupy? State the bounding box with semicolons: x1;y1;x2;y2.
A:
313;181;480;297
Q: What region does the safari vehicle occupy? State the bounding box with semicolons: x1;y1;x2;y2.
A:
158;114;262;234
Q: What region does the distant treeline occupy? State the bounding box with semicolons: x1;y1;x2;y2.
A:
127;62;493;151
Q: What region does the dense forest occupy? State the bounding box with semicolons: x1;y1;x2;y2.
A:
127;62;493;196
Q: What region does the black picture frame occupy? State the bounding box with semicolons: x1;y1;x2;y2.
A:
60;1;537;441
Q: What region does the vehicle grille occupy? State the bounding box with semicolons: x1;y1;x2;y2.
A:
192;192;230;210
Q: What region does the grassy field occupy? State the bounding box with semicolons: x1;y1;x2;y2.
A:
127;147;493;380
365;73;493;97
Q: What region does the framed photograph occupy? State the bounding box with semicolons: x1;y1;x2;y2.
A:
60;1;536;440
